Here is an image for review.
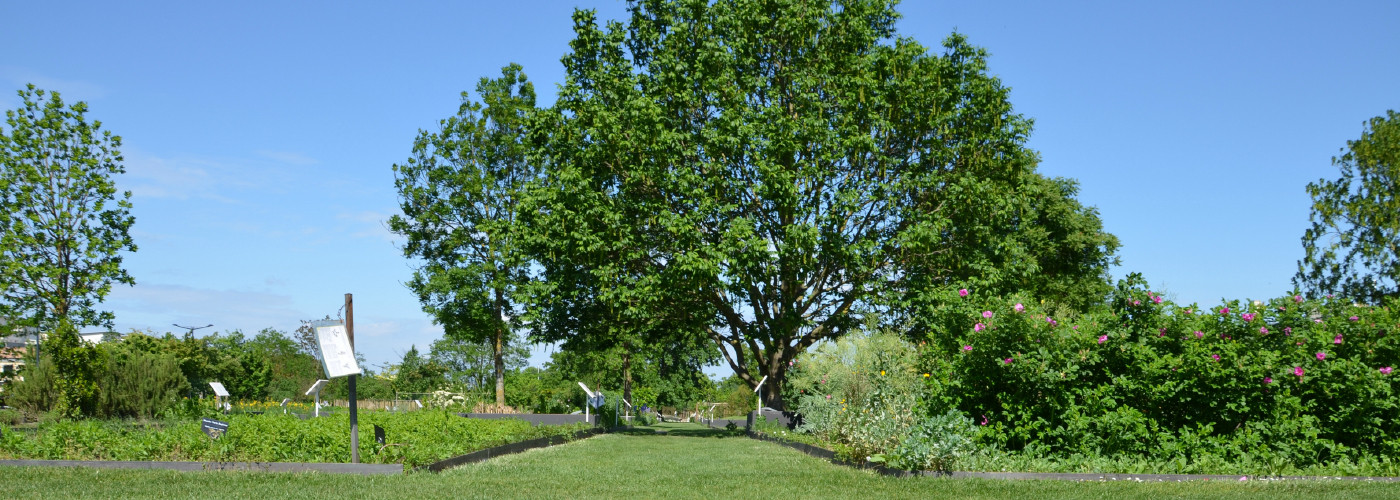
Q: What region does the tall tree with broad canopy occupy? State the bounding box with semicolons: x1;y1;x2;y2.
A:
1297;110;1400;303
389;65;538;410
530;0;1118;410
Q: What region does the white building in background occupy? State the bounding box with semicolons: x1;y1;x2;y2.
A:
1;345;26;381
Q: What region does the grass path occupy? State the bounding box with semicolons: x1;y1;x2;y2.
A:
2;424;1398;499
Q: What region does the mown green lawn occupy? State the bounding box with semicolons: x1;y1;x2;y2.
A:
3;425;1397;499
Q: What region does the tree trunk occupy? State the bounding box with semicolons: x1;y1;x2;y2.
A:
493;288;506;411
622;348;632;405
493;327;505;411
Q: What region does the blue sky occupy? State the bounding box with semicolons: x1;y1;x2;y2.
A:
2;1;1397;375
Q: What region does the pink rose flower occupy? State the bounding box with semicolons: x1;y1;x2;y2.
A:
1194;330;1204;339
1316;352;1327;361
982;310;993;319
1294;366;1305;377
1211;354;1220;362
1382;367;1393;375
1221;307;1230;315
958;289;969;297
974;323;985;332
1264;377;1272;384
962;345;972;352
1098;335;1107;344
1294;295;1303;303
1260;327;1269;334
1334;335;1343;344
1013;303;1024;313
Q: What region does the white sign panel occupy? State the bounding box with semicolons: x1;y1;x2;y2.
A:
209;382;230;397
314;324;361;378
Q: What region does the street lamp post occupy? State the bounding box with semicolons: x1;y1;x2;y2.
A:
173;323;213;338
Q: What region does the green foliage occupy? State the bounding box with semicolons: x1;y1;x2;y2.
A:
246;328;323;402
6;356;58;419
389;345;447;395
0;84;136;332
94;348;190;419
918;274;1400;469
787;330;977;471
504;366;577;414
0;411;590;469
430;332;527;393
882;409;978;472
529;0;1117;412
46;320;99;418
1297;110;1400;303
390;64;540;409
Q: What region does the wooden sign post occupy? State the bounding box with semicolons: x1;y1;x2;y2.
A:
309;294;362;464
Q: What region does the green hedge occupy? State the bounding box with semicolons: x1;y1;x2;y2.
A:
919;274;1400;467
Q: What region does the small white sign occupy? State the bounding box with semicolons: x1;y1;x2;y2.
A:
314;324;361;378
209;382;230;397
306;379;329;397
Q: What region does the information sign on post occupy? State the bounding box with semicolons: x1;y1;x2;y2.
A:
210;382;230;411
313;324;361;378
202;418;230;439
306;379;329;418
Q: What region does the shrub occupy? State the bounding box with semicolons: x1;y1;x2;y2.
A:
882;408;978;472
95;350;191;419
788;330;977;469
917;274;1400;468
6;358;59;419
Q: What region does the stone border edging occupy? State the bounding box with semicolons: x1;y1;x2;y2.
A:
0;459;401;475
456;413;591;426
416;428;602;473
747;431;1400;482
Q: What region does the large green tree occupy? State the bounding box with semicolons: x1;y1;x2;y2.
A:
0;85;136;331
531;0;1117;409
1297;110;1400;303
390;65;539;410
0;85;136;418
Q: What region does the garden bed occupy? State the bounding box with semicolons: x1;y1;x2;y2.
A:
0;411;591;471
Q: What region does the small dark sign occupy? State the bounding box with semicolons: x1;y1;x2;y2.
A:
202;418;230;440
589;394;606;408
374;424;385;446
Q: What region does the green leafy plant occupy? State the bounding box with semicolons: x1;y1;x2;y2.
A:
918;274;1400;470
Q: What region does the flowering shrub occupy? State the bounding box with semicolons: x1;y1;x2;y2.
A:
785;331;977;471
916;274;1400;469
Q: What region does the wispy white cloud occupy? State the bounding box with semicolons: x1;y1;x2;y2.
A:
339;210;402;244
107;283;309;334
122;150;240;202
256;150;319;166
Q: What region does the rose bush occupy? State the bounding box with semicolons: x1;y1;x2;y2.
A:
917;274;1400;468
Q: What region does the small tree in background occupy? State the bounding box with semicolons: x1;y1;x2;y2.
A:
1298;110;1400;303
390;65;538;411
